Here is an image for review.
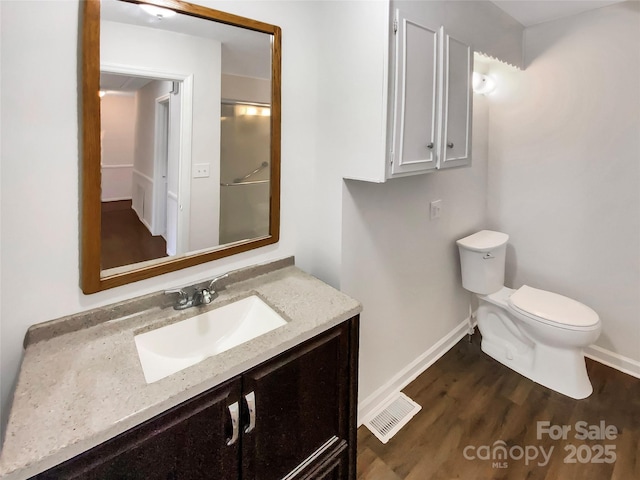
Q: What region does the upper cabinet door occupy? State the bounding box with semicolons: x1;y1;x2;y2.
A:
439;32;472;169
390;10;439;177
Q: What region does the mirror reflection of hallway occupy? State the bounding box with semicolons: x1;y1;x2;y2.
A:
99;75;181;270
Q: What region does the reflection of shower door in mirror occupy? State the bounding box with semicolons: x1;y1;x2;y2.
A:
219;102;271;244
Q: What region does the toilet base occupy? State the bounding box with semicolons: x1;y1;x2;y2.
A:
476;295;596;400
480;338;593;399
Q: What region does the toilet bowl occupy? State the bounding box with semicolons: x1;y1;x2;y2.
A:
457;231;601;399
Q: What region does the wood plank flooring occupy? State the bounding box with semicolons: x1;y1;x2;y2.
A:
101;200;168;270
357;334;640;480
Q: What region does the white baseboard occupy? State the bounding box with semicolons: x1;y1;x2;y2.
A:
102;196;132;203
140;217;153;233
585;345;640;379
358;316;475;426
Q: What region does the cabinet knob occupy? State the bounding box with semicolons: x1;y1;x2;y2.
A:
426;142;434;149
447;142;454;148
226;402;240;446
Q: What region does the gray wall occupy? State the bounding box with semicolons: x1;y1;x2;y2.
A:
487;1;640;364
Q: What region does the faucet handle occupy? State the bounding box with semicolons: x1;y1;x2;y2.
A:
208;273;229;291
165;288;189;307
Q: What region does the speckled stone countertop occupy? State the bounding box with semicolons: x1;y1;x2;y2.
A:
0;259;361;479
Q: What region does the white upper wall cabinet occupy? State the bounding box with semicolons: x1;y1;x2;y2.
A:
388;10;472;179
439;31;472;169
340;1;522;183
390;11;439;176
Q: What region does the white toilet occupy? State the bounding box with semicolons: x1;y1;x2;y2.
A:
456;230;601;399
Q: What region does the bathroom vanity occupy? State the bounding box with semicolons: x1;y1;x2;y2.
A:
0;259;361;479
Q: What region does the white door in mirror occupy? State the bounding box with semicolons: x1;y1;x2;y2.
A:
134;296;286;383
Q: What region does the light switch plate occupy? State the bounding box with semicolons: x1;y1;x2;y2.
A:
430;199;442;219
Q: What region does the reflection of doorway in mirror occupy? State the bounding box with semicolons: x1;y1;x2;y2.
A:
99;76;183;270
219;101;271;244
152;94;175;255
154;96;170;242
100;88;168;270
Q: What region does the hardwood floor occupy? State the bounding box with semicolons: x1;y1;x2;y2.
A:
101;200;168;270
357;334;640;479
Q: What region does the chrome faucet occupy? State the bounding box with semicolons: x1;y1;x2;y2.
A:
165;273;229;310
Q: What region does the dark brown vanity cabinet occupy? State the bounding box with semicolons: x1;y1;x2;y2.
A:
34;379;242;480
33;316;359;480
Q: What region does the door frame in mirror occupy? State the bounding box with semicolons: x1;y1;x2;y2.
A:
81;0;281;294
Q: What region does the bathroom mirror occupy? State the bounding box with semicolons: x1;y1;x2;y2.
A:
81;0;281;293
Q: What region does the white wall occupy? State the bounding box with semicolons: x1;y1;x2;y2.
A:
0;0;327;428
100;93;136;202
343;95;490;413
487;1;640;365
221;74;270;104
301;1;390;288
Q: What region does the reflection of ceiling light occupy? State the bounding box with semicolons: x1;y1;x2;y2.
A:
234;105;271;117
139;4;177;19
472;72;497;95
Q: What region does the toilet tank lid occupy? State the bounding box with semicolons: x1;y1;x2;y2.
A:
456;230;509;252
508;285;600;327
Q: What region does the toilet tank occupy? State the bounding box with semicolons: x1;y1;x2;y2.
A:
456;230;509;295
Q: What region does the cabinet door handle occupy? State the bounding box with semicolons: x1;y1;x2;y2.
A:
447;142;454;148
244;391;256;434
226;402;240;446
426;142;434;149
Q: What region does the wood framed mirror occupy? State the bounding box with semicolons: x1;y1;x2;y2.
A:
81;0;281;293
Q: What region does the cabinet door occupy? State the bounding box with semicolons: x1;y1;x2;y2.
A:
390;9;439;177
176;379;241;480
240;322;352;480
439;31;472;169
33;378;241;480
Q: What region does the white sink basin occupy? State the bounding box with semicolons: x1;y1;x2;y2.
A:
134;295;287;383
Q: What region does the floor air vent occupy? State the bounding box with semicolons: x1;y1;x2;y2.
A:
364;392;422;444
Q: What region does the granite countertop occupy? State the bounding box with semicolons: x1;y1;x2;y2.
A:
0;260;361;479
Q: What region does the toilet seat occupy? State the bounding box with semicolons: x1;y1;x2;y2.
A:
507;285;600;331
